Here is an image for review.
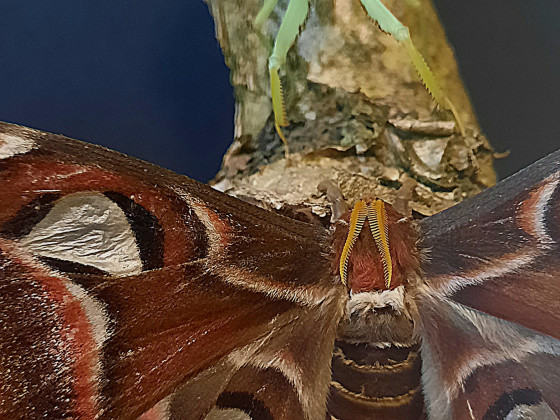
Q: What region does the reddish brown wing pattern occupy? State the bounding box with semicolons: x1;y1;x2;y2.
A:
417;150;560;419
0;122;346;419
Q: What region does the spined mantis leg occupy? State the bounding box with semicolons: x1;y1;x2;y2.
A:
255;0;309;154
359;0;465;135
255;0;465;152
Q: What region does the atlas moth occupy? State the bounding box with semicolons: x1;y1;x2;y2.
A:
1;121;559;419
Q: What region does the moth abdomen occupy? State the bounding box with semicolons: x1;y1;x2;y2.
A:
328;341;425;419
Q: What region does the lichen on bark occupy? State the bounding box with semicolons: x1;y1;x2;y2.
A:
204;0;496;219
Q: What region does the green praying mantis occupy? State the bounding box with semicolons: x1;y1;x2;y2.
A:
254;0;465;149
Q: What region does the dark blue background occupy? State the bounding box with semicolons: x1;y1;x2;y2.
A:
1;1;558;182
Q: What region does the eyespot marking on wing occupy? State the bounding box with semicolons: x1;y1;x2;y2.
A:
215;391;273;420
0;133;34;159
19;192;143;276
483;388;549;420
0;193;61;238
103;191;165;270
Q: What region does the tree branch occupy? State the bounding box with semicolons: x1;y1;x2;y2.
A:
204;0;495;219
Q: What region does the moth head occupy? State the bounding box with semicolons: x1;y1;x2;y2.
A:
333;199;418;294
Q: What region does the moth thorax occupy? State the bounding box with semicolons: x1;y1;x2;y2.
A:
332;199;419;293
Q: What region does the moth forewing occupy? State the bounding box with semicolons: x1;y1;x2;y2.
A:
2;122;560;419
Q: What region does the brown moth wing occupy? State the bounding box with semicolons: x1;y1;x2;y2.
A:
418;150;560;338
416;296;560;420
0;122;346;419
416;150;560;419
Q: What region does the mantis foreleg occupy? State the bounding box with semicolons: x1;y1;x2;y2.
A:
359;0;465;135
256;0;309;151
254;0;280;27
256;0;465;150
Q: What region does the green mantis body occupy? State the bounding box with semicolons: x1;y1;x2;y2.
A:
255;0;465;147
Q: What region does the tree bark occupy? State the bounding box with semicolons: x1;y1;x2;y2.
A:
204;0;495;220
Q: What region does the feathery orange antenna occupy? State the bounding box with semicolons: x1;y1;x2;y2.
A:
339;200;367;286
339;200;393;289
367;200;393;288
